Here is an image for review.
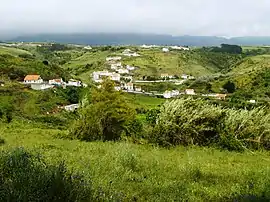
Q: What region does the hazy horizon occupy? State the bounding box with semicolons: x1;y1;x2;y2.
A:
1;0;270;37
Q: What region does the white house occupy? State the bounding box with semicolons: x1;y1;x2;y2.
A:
161;74;174;79
163;90;179;99
163;91;172;99
106;56;122;61
171;90;180;97
126;65;135;71
135;86;142;92
122;49;140;57
185;89;196;95
111;62;122;70
122;76;133;82
49;78;63;85
111;73;121;82
162;48;169;52
124;82;134;91
141;44;152;48
67;79;82;87
93;71;121;82
249;100;256;104
117;68;129;74
31;83;53;90
181;74;189;80
170;46;190;51
83;46;92;50
63;104;79;112
24;75;43;84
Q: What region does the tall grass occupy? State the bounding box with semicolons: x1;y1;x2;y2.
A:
151;98;270;151
0;148;94;202
1;121;270;201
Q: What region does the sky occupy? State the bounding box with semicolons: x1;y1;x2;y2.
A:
1;0;270;37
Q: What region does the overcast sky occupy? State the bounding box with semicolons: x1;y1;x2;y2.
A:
1;0;270;37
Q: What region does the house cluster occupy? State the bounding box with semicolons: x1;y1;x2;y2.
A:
92;56;142;92
202;93;227;100
162;46;190;52
122;49;140;57
163;89;196;99
140;44;190;51
181;74;195;80
141;44;160;49
160;73;195;80
23;75;85;90
170;46;190;51
163;89;228;99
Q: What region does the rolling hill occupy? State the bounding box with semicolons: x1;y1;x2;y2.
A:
3;33;270;46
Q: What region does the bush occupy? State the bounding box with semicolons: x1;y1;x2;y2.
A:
218;107;270;151
150;98;224;147
0;148;94;202
151;98;270;150
70;80;140;141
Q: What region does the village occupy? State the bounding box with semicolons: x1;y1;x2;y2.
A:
91;47;231;100
9;44;257;105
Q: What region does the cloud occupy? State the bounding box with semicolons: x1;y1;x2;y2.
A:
1;0;270;36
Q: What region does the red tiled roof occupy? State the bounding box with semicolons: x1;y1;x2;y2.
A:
24;75;41;81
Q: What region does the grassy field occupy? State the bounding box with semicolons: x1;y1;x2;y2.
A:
0;46;32;56
60;48;221;82
124;93;165;108
1;121;270;201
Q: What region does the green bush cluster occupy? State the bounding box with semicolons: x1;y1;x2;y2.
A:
0;148;94;202
150;98;270;151
70;80;142;141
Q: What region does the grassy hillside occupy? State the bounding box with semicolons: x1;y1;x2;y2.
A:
60;48;242;82
0;45;32;56
0;46;71;81
1;121;270;201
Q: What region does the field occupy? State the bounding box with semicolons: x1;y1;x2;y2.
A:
124;93;165;108
0;45;32;56
1;121;270;201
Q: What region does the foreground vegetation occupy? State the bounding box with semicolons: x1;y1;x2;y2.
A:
1;121;270;201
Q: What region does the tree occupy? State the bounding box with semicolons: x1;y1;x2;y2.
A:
223;81;236;93
70;79;138;141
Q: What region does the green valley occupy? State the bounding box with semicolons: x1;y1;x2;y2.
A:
1;42;270;201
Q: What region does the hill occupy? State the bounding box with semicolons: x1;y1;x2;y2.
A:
4;33;270;46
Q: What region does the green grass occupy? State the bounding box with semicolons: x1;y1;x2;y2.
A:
124;49;216;78
0;46;32;56
60;48;223;82
124;93;165;108
1;121;270;201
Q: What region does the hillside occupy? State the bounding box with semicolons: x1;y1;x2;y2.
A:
62;47;242;83
0;45;71;81
4;33;270;46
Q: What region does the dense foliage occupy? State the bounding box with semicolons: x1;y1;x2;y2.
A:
0;148;94;202
70;80;141;141
150;98;270;151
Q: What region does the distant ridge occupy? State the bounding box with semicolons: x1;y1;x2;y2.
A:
3;33;270;46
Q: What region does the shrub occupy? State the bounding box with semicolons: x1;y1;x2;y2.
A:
150;98;224;147
218;107;270;151
151;98;270;151
0;148;94;202
70;79;139;141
